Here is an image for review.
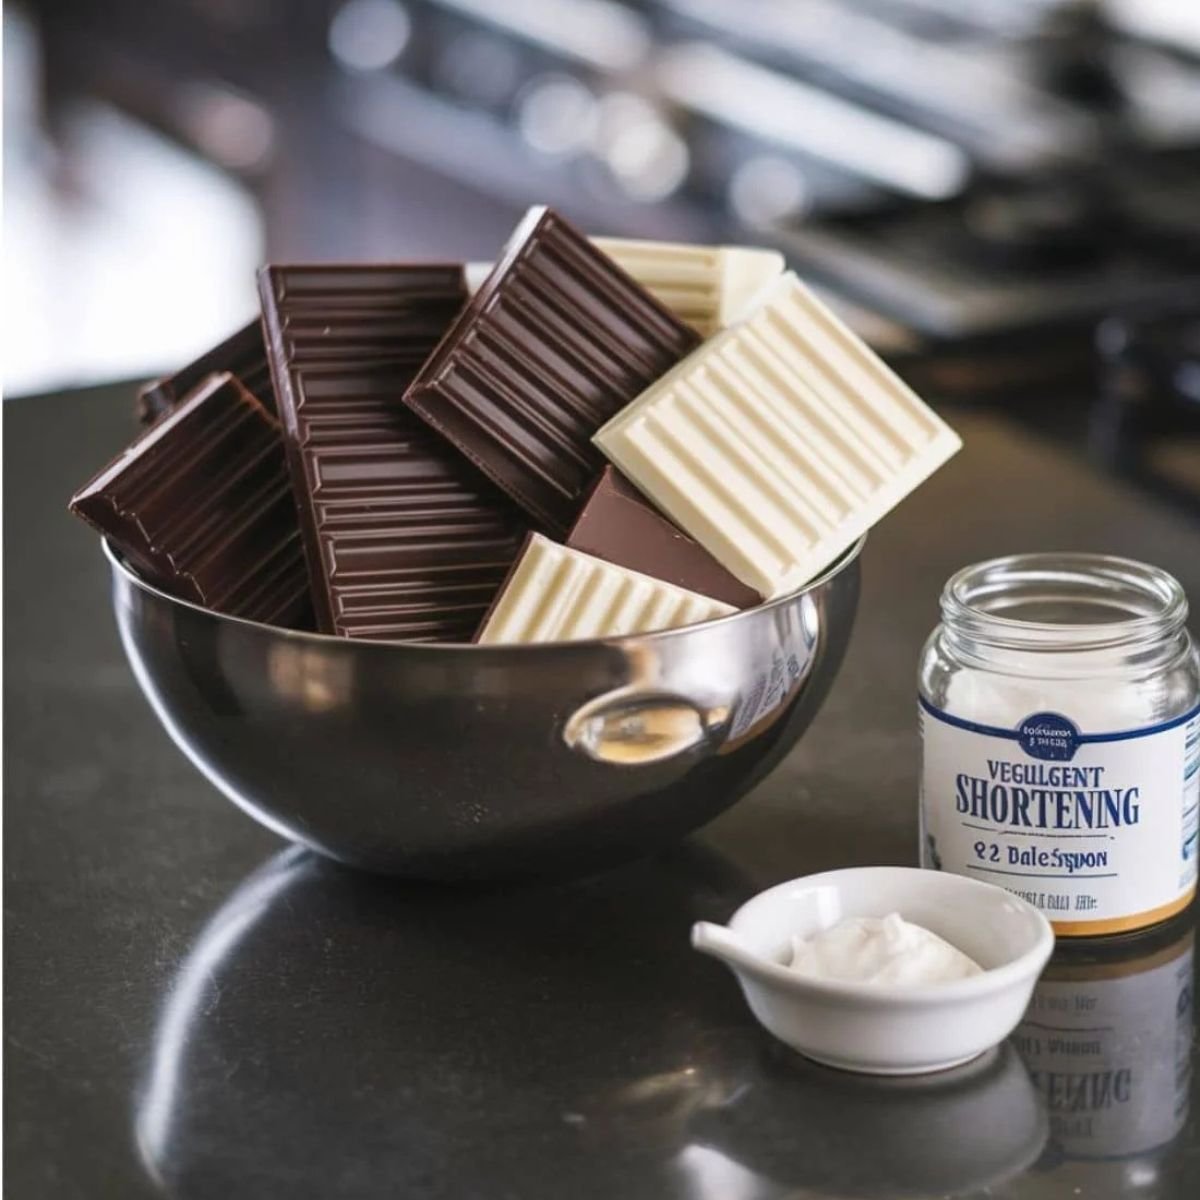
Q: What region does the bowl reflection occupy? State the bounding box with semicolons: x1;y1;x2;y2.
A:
134;843;756;1199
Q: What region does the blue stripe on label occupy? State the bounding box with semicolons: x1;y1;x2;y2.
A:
919;696;1200;743
966;865;1118;880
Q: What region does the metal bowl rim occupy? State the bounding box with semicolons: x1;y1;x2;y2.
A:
103;533;865;655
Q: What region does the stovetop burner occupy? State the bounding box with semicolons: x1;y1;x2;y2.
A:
961;180;1117;272
774;146;1200;342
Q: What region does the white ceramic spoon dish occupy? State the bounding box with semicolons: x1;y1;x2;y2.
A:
693;866;1054;1075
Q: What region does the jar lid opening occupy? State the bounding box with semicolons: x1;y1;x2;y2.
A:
942;553;1187;652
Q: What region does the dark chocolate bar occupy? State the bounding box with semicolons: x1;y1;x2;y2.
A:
403;206;701;535
259;264;527;642
567;467;759;609
70;372;311;627
137;319;274;426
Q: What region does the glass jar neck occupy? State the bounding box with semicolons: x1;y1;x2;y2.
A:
940;554;1189;679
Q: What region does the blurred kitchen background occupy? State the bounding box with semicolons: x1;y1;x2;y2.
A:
4;0;1199;506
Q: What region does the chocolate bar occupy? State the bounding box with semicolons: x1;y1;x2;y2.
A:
137;319;274;425
594;271;962;598
259;264;527;642
404;206;701;535
590;238;784;337
567;467;758;609
466;238;784;338
70;372;310;627
476;533;734;645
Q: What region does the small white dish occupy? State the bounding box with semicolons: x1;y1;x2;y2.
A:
692;866;1054;1076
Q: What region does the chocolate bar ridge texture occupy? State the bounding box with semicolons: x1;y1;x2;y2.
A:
404;206;701;535
594;271;962;598
259;264;527;641
477;533;734;645
138;319;274;425
70;372;310;626
590;238;785;337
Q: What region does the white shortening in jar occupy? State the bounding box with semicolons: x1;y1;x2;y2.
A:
919;554;1200;937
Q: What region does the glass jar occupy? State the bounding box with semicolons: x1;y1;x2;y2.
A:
919;553;1200;937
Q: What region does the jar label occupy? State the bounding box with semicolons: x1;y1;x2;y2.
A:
920;699;1200;934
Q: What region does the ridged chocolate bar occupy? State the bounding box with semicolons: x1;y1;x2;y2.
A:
404;206;701;534
137;319;274;426
590;238;785;337
594;272;962;598
567;467;759;609
477;533;734;645
70;372;311;627
259;264;527;642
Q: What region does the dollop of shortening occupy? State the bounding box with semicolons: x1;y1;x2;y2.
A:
788;913;982;986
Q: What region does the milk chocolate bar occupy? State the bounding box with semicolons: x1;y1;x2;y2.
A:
590;238;784;337
567;467;758;609
70;372;310;627
594;271;962;598
404;206;701;534
137;319;274;426
476;533;734;645
259;264;527;642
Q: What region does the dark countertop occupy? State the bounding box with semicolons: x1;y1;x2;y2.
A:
6;383;1200;1199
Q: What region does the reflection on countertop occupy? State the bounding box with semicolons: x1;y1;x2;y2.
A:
133;835;1197;1199
134;844;758;1198
683;1040;1046;1198
1013;915;1196;1197
135;841;1054;1200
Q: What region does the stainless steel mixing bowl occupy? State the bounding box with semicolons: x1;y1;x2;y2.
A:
106;536;862;879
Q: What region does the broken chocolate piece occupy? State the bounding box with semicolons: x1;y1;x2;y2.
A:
404;206;701;535
567;467;758;609
259;264;527;642
70;372;311;627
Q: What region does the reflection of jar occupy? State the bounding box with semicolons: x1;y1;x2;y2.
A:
920;554;1200;936
1013;919;1194;1194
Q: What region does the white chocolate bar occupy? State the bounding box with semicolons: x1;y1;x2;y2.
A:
465;239;784;338
592;238;785;336
477;534;734;645
593;271;962;599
